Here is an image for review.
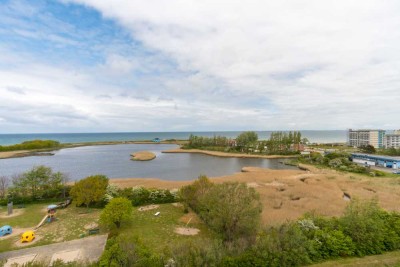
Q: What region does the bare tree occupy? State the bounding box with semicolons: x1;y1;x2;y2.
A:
0;176;9;199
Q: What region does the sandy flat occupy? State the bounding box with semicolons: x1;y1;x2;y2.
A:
131;151;156;161
111;165;400;225
0;151;30;159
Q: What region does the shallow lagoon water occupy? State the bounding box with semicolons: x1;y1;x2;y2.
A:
0;144;297;180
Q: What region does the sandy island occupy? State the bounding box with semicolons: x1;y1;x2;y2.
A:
111;165;400;225
131;151;156;161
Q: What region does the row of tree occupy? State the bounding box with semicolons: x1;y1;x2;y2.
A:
186;131;307;155
1;165;70;203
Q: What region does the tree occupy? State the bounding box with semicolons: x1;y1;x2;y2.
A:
11;165;64;199
180;175;213;212
236;131;258;152
0;176;9;199
70;175;108;209
100;197;132;229
359;145;376;154
198;182;262;242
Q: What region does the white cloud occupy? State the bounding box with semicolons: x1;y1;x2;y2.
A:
1;0;400;132
63;0;400;130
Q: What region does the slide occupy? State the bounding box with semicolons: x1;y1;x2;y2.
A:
35;215;49;229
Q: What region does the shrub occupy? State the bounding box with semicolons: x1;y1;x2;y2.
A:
100;235;164;267
339;199;386;256
129;187;178;206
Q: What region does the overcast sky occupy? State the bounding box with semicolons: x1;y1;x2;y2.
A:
0;0;399;133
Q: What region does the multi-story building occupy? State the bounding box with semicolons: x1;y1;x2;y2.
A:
384;131;400;149
347;129;385;148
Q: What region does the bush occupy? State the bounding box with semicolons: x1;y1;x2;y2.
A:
230;223;313;267
168;239;225;267
198;182;262;242
339;199;386;256
100;235;164;267
129;187;178;206
179;175;213;212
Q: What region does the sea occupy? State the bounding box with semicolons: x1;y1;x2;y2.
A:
0;130;347;146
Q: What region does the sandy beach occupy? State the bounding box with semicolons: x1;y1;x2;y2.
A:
110;165;400;225
0;150;31;159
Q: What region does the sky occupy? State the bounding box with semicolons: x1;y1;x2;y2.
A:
0;0;399;133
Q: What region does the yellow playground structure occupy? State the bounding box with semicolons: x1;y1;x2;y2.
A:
21;230;35;243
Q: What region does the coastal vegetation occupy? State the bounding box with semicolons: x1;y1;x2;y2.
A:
2;166;400;266
185;131;306;155
297;152;387;177
0;140;61;152
96;176;400;266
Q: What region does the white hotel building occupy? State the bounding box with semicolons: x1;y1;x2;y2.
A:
347;129;385;148
384;130;400;149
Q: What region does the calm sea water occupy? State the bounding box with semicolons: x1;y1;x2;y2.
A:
0;144;297;181
0;130;347;146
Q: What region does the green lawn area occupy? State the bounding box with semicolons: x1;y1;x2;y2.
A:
117;203;215;253
310;251;400;267
0;202;101;253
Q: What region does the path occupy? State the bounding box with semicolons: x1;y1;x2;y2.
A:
0;234;107;265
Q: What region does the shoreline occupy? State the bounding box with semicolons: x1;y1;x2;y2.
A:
0;140;184;159
162;148;298;159
0;141;298;160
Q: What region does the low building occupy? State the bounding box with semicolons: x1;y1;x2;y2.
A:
347;129;385;148
351;153;400;169
384;131;400;149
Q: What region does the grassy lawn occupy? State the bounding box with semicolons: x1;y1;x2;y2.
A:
310;251;400;267
117;203;215;254
0;202;101;253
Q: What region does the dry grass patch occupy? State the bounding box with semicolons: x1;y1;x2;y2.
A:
111;165;400;225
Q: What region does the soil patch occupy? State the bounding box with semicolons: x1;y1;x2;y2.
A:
0;228;30;241
174;227;200;236
0;209;25;218
131;151;156;161
14;235;42;248
138;205;159;211
84;222;99;230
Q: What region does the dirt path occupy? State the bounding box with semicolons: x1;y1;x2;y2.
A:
0;234;107;264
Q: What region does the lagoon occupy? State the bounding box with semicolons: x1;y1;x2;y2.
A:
0;144;297;180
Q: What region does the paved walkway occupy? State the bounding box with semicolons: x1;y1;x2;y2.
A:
0;234;107;265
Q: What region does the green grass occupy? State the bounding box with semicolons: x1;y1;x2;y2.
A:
116;203;215;253
310;250;400;267
0;202;101;253
0;204;48;228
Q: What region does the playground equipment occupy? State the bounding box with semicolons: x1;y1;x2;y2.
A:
35;204;57;229
0;225;12;237
34;199;72;230
21;230;35;243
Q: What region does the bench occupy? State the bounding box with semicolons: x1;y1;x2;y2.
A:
88;228;100;235
17;204;25;209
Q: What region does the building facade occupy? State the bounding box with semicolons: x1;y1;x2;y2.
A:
351;153;400;169
347;129;385;148
384;133;400;149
